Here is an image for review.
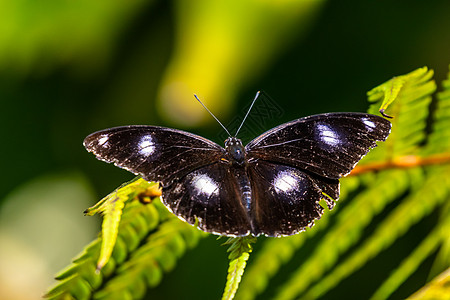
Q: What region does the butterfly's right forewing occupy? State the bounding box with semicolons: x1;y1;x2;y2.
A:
246;113;391;179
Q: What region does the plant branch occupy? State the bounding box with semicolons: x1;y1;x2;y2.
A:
350;153;450;175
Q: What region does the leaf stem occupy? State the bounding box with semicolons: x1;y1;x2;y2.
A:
350;153;450;175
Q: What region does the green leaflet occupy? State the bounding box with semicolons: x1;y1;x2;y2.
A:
367;67;434;119
85;177;154;270
223;253;250;300
363;67;436;163
96;193;125;271
222;237;257;300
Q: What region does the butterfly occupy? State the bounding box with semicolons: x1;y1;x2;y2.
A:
84;94;391;237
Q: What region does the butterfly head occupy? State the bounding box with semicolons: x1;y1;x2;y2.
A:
225;137;246;165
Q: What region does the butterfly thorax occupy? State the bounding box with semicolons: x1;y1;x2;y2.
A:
225;137;246;165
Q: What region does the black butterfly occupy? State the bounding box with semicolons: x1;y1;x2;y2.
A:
84;101;390;237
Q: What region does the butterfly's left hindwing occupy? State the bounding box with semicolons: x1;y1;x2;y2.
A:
83;126;225;186
246;113;391;179
163;162;252;236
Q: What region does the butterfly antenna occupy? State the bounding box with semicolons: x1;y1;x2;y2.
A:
235;91;260;137
194;94;232;136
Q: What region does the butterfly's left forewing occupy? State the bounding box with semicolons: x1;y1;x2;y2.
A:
83;125;225;186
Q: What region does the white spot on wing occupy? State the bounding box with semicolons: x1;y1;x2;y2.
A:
362;118;376;131
138;135;155;156
273;170;298;193
317;124;340;146
192;173;219;197
98;135;109;146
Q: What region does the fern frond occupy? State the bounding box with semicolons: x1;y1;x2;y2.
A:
96;191;126;270
84;178;158;270
407;267;450;300
269;67;448;300
370;187;450;300
235;237;299;300
304;165;450;300
363;67;436;162
424;64;450;154
429;199;450;281
45;181;204;300
421;65;450;282
221;236;257;300
273;170;410;299
94;217;204;299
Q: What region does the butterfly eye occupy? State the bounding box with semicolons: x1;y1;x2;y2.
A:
232;146;243;158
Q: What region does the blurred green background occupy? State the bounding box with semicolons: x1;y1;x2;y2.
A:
1;1;450;299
